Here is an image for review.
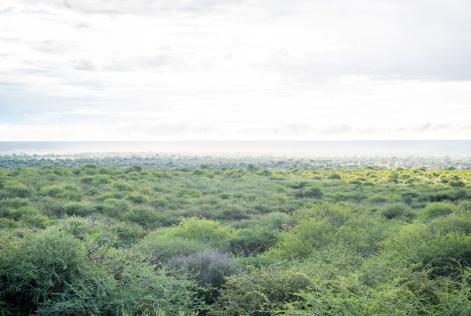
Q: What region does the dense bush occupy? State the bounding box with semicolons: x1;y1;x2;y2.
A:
168;250;240;303
0;164;470;315
136;232;206;264
164;218;233;250
383;223;471;277
295;186;323;198
0;182;30;198
419;202;456;219
0;227;201;315
124;206;162;228
212;268;312;315
228;227;279;256
381;203;413;220
294;203;351;226
168;250;240;288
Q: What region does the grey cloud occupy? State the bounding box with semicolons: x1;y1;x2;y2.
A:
103;54;176;72
0;36;20;42
15;68;53;75
272;123;463;136
124;121;216;136
0;6;14;14
274;124;354;135
413;123;451;132
74;22;89;28
254;0;471;81
62;78;103;90
29;40;74;55
73;59;96;71
257;43;471;82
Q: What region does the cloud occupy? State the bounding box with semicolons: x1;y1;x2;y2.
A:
1;0;471;140
102;54;176;72
73;59;96;71
0;36;20;42
23;0;248;15
251;0;471;82
29;40;74;54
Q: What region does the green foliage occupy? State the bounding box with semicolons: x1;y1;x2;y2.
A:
168;250;240;289
383;223;471;277
0;228;92;314
0;227;201;315
213;268;312;315
420;201;456;219
327;173;342;180
270;219;336;259
381;203;413;220
168;250;240;303
63;201;97;216
0;182;30;198
295;186;323;199
228;227;279;256
165;218;233;249
136;232;206;264
294;203;351;226
0;164;470;315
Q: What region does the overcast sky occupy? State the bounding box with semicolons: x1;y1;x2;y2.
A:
1;0;471;141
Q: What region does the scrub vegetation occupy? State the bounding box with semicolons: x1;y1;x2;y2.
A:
0;162;470;315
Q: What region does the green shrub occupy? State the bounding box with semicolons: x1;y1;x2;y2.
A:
420;202;456;219
228;227;279;256
213;268;312;315
63;201;97;216
168;250;240;289
127;193;148;204
381;204;412;220
124;206;161;228
112;180;133;191
166;218;233;249
41;184;64;197
295;186;323;199
0;227;201;315
101;198;130;217
0;182;30;198
108;221;146;247
218;209;251;221
429;214;471;234
0;197;29;209
449;176;465;188
258;212;297;230
383;224;471;277
288;181;310;189
295;203;351;226
0;228;89;314
368;194;388;204
168;250;240;303
136;233;206;264
270;219;335;259
327;173;342;180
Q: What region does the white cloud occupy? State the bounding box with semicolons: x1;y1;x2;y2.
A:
22;0;248;15
0;0;471;140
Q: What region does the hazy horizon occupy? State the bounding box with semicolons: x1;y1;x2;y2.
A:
1;140;470;158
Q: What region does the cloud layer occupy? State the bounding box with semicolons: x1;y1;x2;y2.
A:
1;0;471;140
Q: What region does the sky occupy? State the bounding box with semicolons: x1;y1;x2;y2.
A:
0;0;471;141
